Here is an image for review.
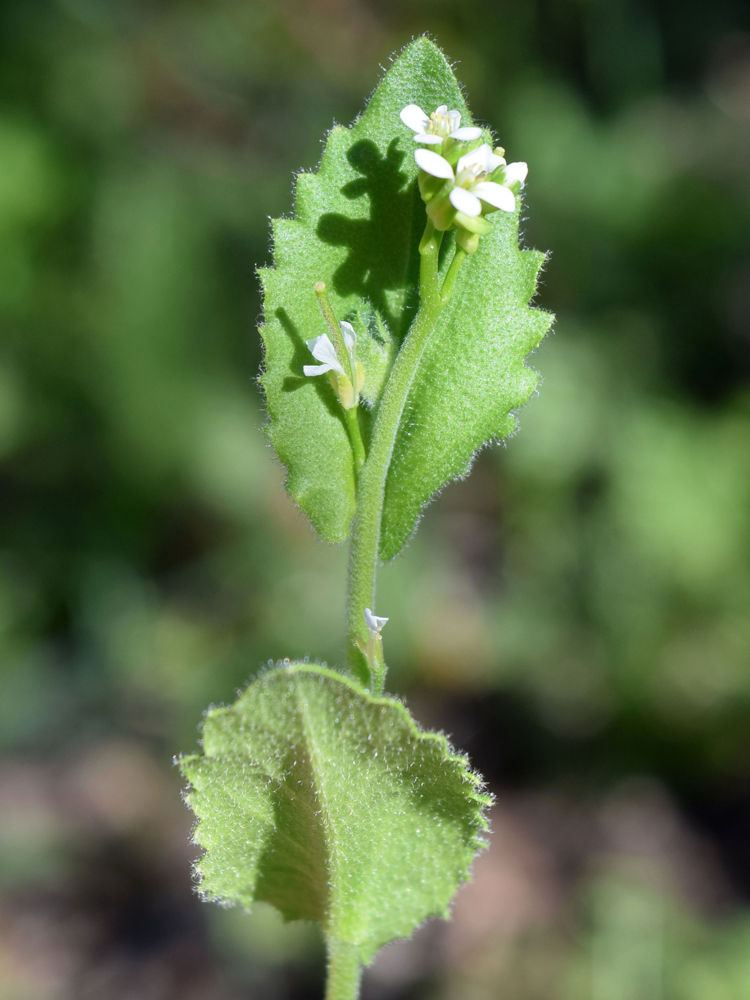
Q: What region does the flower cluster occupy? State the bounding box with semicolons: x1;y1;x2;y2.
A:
304;105;529;394
401;102;528;253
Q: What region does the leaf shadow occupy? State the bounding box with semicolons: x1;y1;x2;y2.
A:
277;308;346;429
254;762;328;924
316;138;422;343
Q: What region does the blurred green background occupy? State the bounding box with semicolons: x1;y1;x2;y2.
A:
1;0;750;997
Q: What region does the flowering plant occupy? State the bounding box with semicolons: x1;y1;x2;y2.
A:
179;38;552;1000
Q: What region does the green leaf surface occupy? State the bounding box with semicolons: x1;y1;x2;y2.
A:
180;664;489;964
379;212;553;560
259;38;468;542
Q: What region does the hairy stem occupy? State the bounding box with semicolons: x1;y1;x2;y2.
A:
316;280;367;478
314;281;350;372
441;245;467;303
325;940;361;1000
345;407;366;477
346;220;466;687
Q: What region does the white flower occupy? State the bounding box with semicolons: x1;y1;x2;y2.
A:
303;321;356;377
400;103;482;146
415;143;527;217
364;608;388;634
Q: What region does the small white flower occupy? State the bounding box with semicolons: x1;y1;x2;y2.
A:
456;143;507;178
415;142;527;218
400;103;482;146
450;144;514;215
303;321;356;377
364;608;388;634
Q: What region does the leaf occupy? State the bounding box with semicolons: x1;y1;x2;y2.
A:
258;38;469;542
180;664;490;964
379;213;554;560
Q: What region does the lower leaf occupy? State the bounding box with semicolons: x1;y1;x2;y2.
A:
180;663;490;964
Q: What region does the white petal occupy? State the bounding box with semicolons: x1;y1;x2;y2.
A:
400;104;429;132
448;109;461;129
306;334;345;374
457;143;491;174
449;126;482;141
450;186;482;216
503;161;528;187
304;363;333;377
413;133;443;145
457;142;507;176
435;104;448;114
472;181;516;212
339;321;356;350
414;148;454;179
364;608;388;633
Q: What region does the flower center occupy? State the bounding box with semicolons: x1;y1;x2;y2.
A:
426;108;458;138
456;163;488;188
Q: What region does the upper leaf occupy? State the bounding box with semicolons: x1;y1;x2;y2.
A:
259;38;468;542
379;213;553;560
180;664;489;963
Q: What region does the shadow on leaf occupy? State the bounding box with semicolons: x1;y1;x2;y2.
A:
317;138;422;342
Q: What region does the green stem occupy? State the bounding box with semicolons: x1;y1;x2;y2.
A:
325;940;361;1000
315;281;351;372
315;281;367;476
441;245;467;303
345;220;456;688
313;281;357;386
345;406;366;477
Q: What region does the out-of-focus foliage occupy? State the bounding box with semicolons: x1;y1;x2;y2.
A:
1;0;749;997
